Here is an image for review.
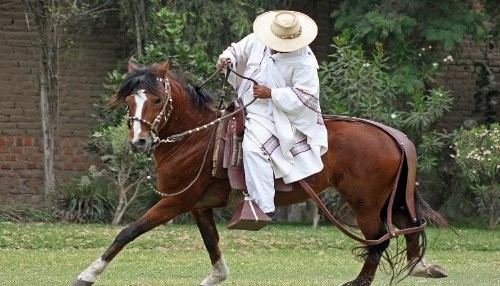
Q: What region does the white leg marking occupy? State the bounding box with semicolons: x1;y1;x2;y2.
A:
199;258;229;286
77;258;109;283
132;90;147;143
409;258;448;278
409;258;428;277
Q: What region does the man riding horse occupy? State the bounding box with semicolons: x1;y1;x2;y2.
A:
217;10;328;217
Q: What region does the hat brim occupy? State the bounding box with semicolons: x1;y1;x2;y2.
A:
253;10;318;52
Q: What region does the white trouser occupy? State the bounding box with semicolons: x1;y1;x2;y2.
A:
242;133;276;213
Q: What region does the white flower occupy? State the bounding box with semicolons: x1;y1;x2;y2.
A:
432;62;439;68
362;63;370;67
390;113;397;119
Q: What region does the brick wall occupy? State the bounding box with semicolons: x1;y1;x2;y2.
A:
0;1;124;204
436;38;500;129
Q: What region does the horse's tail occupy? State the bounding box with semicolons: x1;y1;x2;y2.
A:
374;160;448;284
414;189;448;228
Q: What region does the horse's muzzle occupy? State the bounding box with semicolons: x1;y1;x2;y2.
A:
130;137;152;154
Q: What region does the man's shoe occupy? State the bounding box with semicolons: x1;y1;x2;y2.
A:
265;212;275;222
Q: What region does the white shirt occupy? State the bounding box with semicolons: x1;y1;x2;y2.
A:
220;33;328;183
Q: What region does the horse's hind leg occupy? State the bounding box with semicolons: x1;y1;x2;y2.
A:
392;211;448;279
342;207;390;286
72;199;187;286
192;209;229;286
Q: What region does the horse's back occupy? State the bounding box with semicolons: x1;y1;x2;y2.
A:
320;118;402;201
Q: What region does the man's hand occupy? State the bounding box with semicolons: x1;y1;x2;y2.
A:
253;84;271;99
216;57;231;73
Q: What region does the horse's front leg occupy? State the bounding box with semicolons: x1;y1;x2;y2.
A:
72;198;189;286
192;209;229;286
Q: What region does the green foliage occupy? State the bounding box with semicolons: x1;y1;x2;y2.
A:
88;122;149;171
453;124;499;229
89;122;156;224
453;124;499;183
319;35;453;166
319;34;398;124
333;0;492;52
60;165;117;223
141;6;210;83
402;88;453;137
329;0;500;218
92;70;127;128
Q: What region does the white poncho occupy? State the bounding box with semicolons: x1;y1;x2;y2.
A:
220;33;328;183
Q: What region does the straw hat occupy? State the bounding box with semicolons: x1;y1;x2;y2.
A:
253;10;318;52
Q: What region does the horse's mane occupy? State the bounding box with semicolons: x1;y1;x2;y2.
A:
184;84;215;109
111;65;215;110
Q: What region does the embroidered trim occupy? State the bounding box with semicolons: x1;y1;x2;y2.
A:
290;139;311;156
291;88;324;125
317;114;325;125
292;88;320;112
262;137;312;157
262;135;280;155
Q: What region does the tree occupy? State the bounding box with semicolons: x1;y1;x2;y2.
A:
23;0;111;196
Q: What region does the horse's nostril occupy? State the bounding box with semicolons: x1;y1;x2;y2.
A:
137;139;147;146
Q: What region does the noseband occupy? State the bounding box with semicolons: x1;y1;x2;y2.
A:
127;77;173;148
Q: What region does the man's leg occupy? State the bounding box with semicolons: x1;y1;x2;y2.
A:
242;135;275;213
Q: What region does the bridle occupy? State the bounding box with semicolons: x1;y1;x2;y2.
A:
126;67;257;148
127;77;173;149
126;68;256;198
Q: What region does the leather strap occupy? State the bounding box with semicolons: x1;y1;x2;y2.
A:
298;180;426;246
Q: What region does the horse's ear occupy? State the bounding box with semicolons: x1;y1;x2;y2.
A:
128;55;139;73
157;61;170;78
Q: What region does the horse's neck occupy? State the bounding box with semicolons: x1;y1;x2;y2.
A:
155;96;216;158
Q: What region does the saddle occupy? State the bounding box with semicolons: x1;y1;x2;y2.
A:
212;99;292;192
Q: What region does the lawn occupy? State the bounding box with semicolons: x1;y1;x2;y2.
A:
0;222;498;285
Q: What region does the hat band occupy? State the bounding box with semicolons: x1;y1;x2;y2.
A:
274;26;302;39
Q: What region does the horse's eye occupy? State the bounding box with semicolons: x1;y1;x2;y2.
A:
153;98;162;105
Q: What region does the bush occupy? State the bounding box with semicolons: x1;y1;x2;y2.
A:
60;165;117;223
452;123;499;230
87;122;155;225
319;33;453;173
0;206;61;223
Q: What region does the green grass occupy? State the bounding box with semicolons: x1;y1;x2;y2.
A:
0;222;498;285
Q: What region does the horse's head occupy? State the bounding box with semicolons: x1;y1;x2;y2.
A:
111;60;172;153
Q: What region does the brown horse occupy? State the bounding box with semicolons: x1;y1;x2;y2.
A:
72;61;447;286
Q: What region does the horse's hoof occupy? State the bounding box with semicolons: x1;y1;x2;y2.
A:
410;262;448;278
72;279;94;286
427;264;448;278
339;279;370;286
